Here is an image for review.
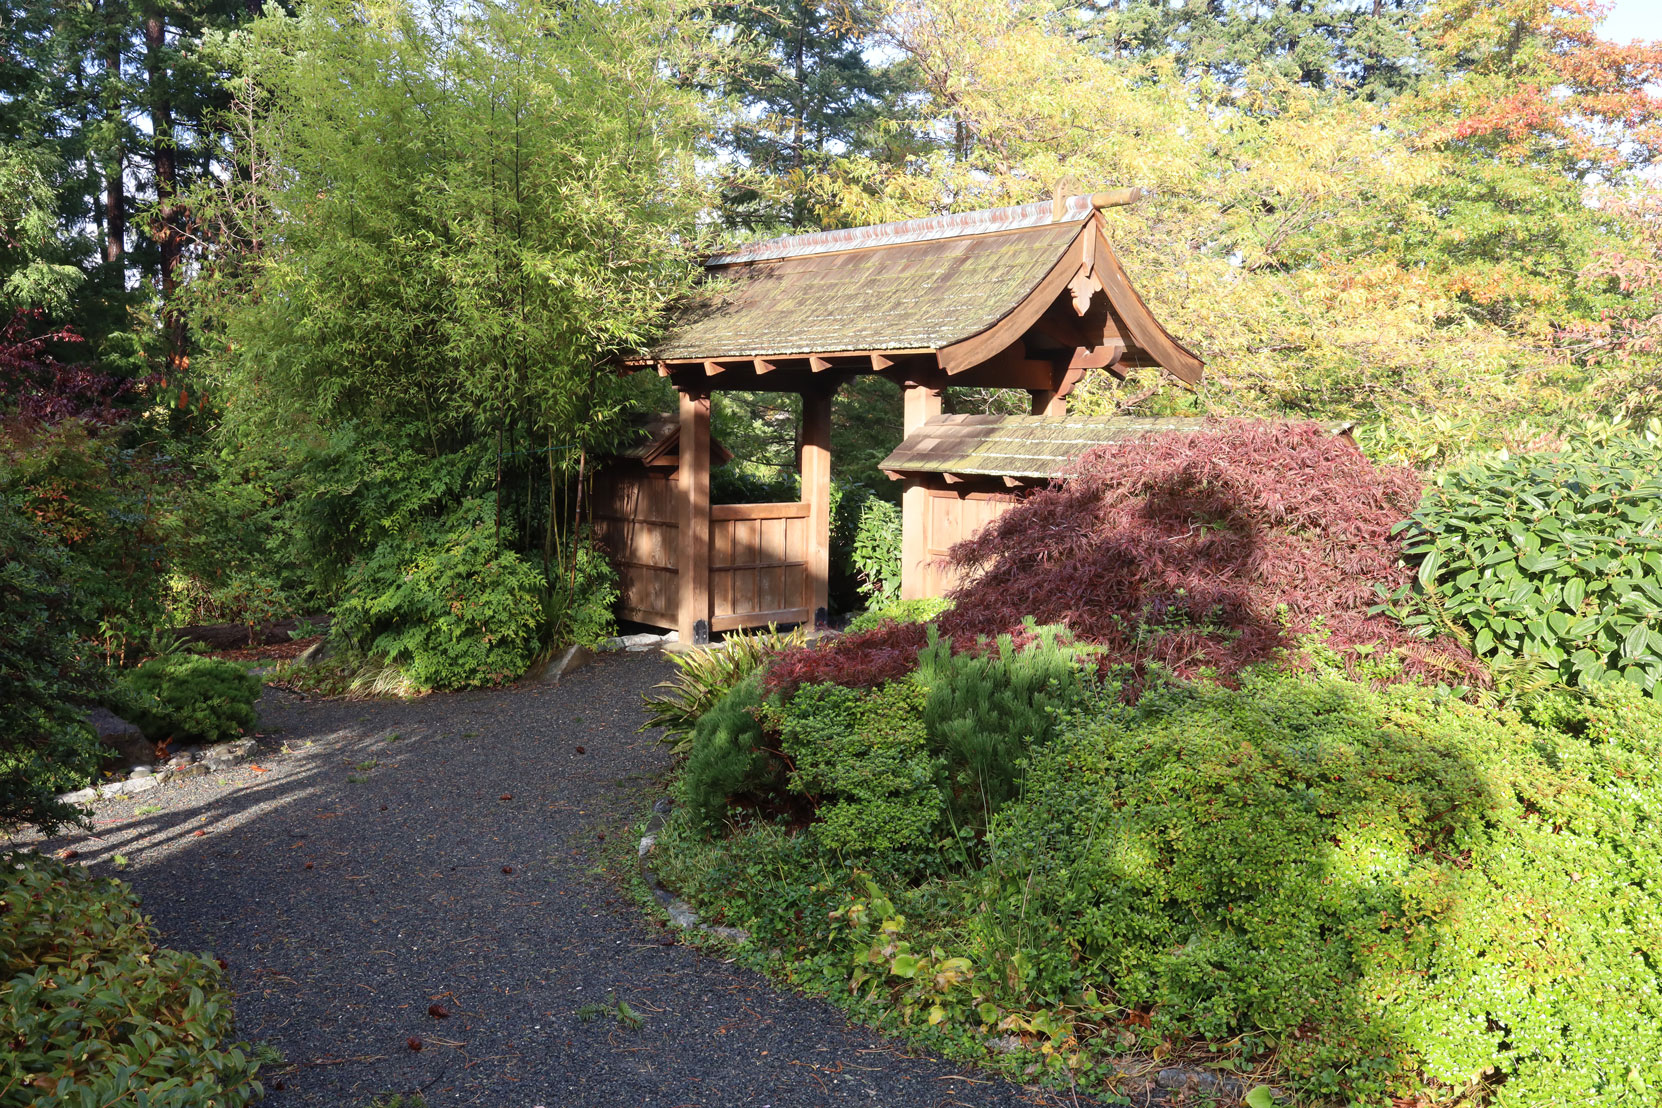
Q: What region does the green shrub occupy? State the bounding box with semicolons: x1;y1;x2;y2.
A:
677;623;1085;855
849;497;902;605
978;669;1662;1104
674;674;776;833
334;499;545;690
1392;427;1662;695
0;851;264;1107
642;624;808;755
767;679;942;853
0;419;168;658
0;495;105;833
914;623;1086;831
844;596;952;634
118;655;262;744
545;532;619;649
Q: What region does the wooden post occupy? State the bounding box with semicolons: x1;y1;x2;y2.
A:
1029;390;1067;416
900;383;942;600
800;386;833;627
676;388;711;645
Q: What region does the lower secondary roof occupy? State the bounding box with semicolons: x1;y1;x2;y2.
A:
882;415;1355;480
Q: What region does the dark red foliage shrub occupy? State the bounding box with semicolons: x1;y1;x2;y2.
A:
0;310;141;427
768;421;1479;695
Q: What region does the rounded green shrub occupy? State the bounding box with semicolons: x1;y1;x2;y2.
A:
333;500;546;690
984;670;1662;1104
0;851;264;1106
119;655;262;744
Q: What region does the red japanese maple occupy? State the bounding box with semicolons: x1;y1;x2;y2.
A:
768;422;1479;696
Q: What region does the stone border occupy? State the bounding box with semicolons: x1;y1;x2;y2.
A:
58;738;263;806
637;798;750;942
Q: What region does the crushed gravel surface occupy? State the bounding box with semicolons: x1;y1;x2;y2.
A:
18;651;1080;1108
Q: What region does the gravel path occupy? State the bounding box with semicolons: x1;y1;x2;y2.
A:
20;652;1072;1108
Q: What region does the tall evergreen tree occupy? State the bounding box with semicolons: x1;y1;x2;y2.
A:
1083;0;1427;98
714;0;900;230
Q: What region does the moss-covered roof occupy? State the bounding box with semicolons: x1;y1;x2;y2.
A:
882;415;1354;480
650;220;1082;361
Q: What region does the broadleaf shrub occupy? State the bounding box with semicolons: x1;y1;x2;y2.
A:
843;596;951;634
116;655;262;745
769;422;1480;696
333;499;545;690
0;851;264;1107
544;532;620;649
0;495;104;833
1393;428;1662;695
663;667;1662;1105
976;670;1662;1103
849;497;902;605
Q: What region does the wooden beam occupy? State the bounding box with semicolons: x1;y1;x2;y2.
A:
809;355;832;373
800;388;833;627
703;360;727;377
710;607;811;633
1054;364;1089;399
752;357;777;374
1068;342;1125;371
710;501;810;522
656;360;671;377
1090;188;1143;209
676;389;711;646
900;384;943;601
870;353;895;371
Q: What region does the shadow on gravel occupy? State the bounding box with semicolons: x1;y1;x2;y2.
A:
19;653;1093;1108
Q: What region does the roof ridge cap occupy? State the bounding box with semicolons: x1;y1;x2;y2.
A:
706;196;1100;266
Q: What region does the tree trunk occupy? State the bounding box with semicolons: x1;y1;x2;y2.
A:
144;6;184;362
104;11;125;266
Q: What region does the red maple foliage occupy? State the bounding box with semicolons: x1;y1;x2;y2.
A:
768;421;1480;696
0;310;143;428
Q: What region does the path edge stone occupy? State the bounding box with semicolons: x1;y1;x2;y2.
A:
58;737;264;807
637;797;751;943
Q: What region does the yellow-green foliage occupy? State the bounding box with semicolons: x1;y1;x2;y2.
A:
663;668;1662;1105
0;852;263;1107
800;0;1661;465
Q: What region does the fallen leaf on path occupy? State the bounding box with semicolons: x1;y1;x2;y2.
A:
428;1004;450;1019
407;1037;423;1052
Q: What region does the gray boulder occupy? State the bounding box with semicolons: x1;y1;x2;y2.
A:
86;707;155;767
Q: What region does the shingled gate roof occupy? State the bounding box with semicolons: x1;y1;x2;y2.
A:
882;415;1356;481
642;193;1204;387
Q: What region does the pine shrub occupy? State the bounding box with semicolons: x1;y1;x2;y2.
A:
673;675;776;833
118;655;261;745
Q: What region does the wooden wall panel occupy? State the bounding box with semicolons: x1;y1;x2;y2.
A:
919;488;1017;597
